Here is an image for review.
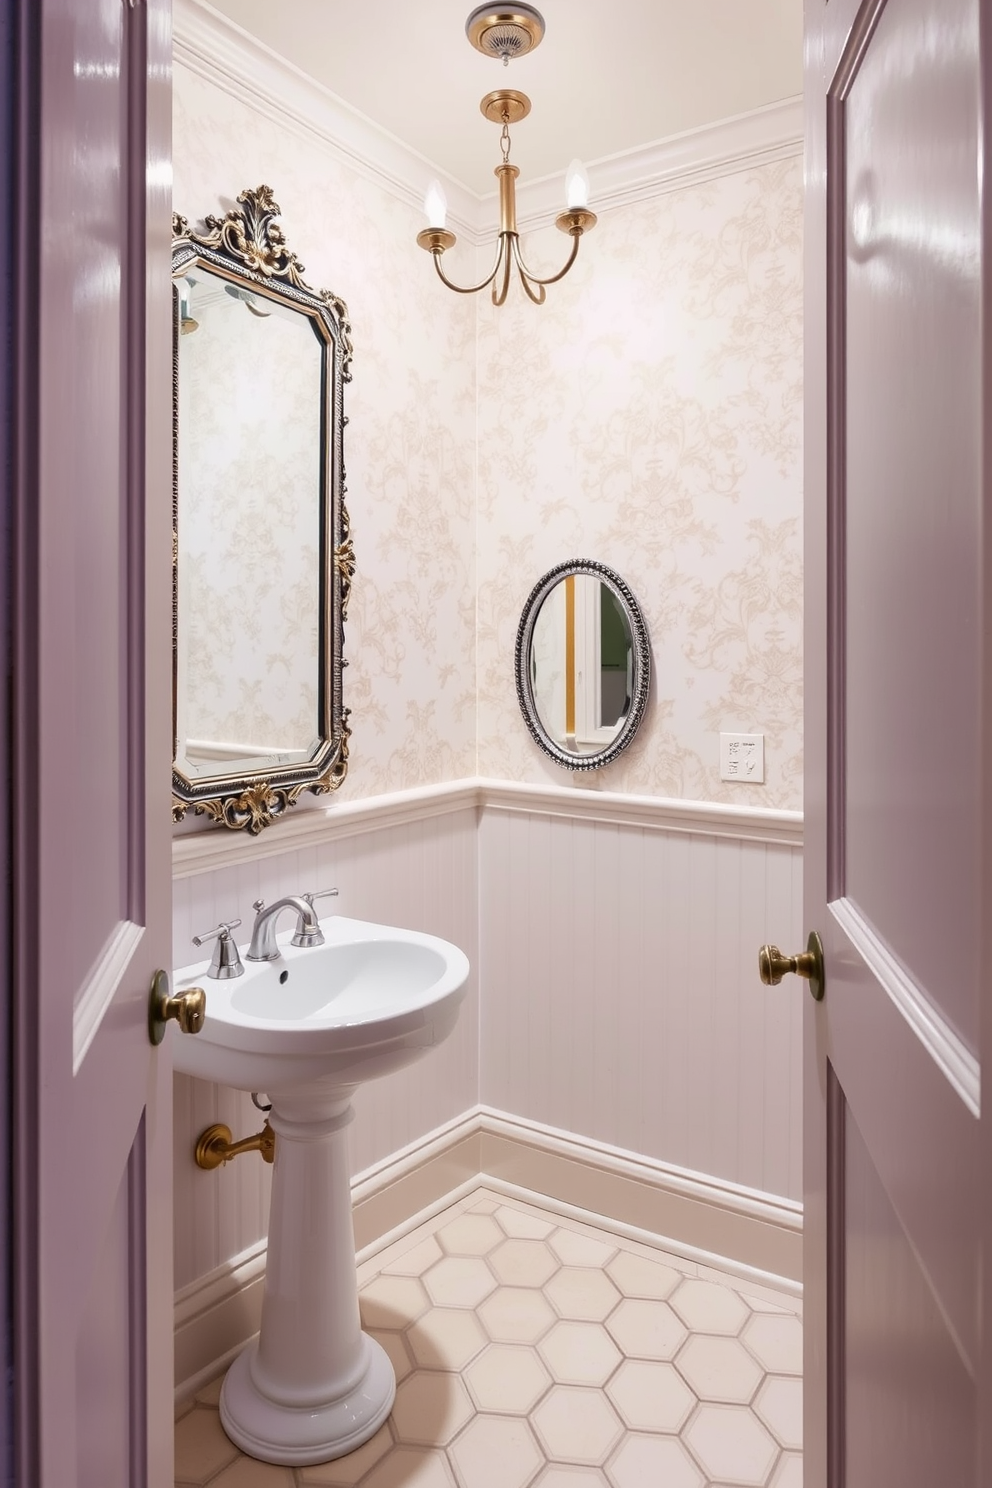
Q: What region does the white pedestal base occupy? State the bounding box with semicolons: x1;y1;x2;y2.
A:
218;1088;396;1465
220;1334;395;1465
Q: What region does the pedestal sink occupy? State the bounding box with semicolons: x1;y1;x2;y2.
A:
171;915;470;1466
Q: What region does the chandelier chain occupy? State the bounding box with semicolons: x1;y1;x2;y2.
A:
500;120;511;164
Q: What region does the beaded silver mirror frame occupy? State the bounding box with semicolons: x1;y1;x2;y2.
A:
171;186;354;835
514;559;651;771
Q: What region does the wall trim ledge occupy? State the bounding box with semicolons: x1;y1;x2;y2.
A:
175;1105;803;1398
173;777;803;877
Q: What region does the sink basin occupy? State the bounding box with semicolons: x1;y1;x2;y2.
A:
170;914;470;1467
172;915;470;1093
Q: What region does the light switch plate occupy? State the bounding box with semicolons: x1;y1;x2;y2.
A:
720;732;765;784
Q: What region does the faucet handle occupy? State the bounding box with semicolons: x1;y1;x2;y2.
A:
292;889;338;949
192;920;244;980
252;899;265;914
302;889;339;911
192;918;242;947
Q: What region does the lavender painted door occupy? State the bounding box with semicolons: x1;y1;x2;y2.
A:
804;0;990;1482
11;1;174;1484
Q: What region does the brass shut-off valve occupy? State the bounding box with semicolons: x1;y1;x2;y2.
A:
195;1120;276;1170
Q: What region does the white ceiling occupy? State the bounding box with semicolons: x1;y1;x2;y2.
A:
203;1;803;197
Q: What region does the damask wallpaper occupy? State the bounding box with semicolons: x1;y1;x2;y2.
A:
477;160;804;807
175;67;803;812
174;69;479;800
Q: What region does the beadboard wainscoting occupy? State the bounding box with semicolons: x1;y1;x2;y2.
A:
479;803;804;1202
172;784;803;1391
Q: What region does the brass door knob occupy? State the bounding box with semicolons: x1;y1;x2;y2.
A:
758;931;825;1001
149;969;207;1045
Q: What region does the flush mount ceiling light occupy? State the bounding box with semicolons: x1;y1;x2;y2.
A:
416;4;597;306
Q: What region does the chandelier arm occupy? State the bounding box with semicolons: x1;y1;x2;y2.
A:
492;235;513;305
512;230;582;288
510;237;548;303
430;237;506;296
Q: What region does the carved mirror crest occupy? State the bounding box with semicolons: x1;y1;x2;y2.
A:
172;185;354;834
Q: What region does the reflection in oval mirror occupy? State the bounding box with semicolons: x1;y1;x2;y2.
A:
515;562;650;771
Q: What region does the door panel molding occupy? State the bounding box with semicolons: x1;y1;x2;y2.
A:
831;897;980;1115
72;919;145;1073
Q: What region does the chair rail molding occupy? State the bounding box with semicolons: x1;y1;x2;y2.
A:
173;0;802;242
172;777;804;877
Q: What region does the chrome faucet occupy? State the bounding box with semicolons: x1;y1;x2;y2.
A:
192;919;244;979
246;890;338;962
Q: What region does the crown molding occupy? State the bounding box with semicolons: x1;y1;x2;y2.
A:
173;0;802;241
512;97;803;232
172;0;484;240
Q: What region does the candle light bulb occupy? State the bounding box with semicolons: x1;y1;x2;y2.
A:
565;160;589;210
424;180;448;230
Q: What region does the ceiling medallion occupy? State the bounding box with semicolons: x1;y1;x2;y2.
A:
416;4;596;306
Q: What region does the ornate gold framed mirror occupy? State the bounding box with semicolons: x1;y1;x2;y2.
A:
171;186;354;834
515;560;651;770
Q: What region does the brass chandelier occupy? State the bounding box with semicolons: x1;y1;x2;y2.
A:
416;5;597;306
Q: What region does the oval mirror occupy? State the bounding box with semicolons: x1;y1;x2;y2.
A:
515;561;650;770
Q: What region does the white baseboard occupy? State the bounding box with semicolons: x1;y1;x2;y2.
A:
175;1105;803;1399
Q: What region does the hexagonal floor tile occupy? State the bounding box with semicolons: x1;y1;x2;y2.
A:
531;1386;624;1466
742;1291;796;1314
670;1277;750;1335
361;1446;457;1488
743;1312;804;1374
465;1344;552;1413
382;1235;443;1278
545;1267;621;1322
479;1286;557;1344
405;1306;488;1371
547;1229;617;1268
606;1250;682;1301
391;1371;474;1447
535;1469;613;1487
538;1320;622;1386
606;1359;695;1432
368;1328;415;1383
683;1403;779;1485
359;1274;430;1329
607;1436;704;1488
755;1375;803;1450
299;1421;392;1485
209;1457;295;1487
174;1406;240;1484
436;1214;504;1256
490;1238;561;1287
606;1298;687;1360
423;1255;498;1309
495;1206;556;1240
448;1415;545;1488
676;1334;764;1403
769;1451;804;1486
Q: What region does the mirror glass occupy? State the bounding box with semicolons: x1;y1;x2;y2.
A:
529;576;633;754
515;561;650;771
172;186;353;835
175;267;323;780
